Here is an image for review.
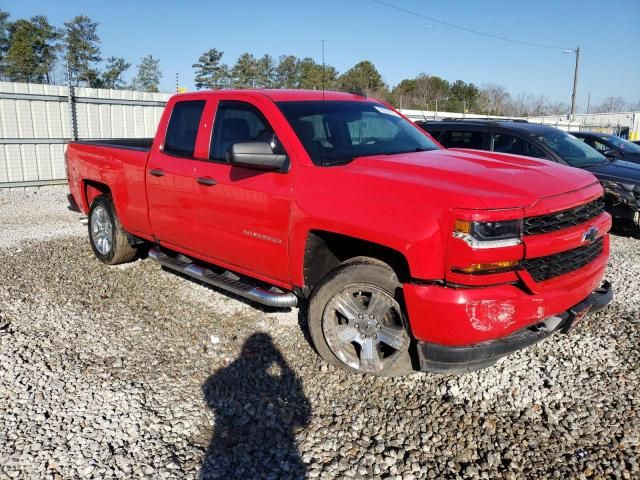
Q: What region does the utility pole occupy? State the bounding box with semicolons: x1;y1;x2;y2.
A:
586;92;591;115
176;73;179;93
569;46;580;122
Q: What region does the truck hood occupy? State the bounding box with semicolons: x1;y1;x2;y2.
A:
345;148;598;210
584;159;640;185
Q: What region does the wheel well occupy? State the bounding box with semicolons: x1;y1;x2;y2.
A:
303;230;411;289
84;180;111;208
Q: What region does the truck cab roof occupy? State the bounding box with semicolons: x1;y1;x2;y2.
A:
174;89;370;103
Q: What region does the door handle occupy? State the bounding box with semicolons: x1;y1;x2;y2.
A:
149;169;165;177
197;177;217;186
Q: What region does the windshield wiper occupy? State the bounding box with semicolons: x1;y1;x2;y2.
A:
387;147;435;155
579;161;608;168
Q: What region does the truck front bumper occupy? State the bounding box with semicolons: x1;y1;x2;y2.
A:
412;281;612;373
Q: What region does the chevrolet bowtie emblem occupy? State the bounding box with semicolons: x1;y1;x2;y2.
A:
582;226;599;244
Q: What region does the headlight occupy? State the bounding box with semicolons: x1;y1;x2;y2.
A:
453;219;523;249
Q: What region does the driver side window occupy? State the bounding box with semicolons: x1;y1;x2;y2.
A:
210;101;274;163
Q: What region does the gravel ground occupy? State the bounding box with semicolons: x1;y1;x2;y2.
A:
0;188;638;479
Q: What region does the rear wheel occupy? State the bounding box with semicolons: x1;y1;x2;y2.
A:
308;259;413;376
88;195;138;265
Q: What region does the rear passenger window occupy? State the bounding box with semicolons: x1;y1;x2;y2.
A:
439;130;487;149
164;100;206;157
210;101;274;162
492;133;547;159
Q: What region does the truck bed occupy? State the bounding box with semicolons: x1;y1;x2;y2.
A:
66;139;153;237
72;138;153;152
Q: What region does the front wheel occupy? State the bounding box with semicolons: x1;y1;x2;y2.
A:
308;258;413;376
88;195;138;265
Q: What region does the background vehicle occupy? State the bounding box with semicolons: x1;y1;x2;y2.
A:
66;91;612;376
418;119;640;231
572;131;640;165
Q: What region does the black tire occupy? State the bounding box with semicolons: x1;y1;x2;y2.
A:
88;195;138;265
308;258;414;376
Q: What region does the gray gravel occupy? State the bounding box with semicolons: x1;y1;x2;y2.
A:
0;188;638;479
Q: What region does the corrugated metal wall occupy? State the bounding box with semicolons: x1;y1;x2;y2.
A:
0;81;171;188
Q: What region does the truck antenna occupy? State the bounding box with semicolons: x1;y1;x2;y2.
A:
321;40;325;100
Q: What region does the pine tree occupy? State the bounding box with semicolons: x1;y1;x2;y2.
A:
4;20;36;82
338;61;386;95
298;57;338;90
4;16;59;83
30;16;60;83
255;54;275;88
192;48;229;89
274;55;300;89
0;9;10;78
231;53;258;88
101;56;130;89
132;54;161;92
63;15;101;86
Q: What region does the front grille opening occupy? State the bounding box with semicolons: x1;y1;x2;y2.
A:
524;197;605;236
521;237;604;282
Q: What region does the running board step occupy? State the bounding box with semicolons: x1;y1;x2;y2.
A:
148;248;298;308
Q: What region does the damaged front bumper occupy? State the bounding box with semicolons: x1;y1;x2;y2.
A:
415;281;613;373
603;182;640;222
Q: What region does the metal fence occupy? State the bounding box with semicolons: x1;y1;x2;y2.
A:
3;82;636;189
0;81;171;188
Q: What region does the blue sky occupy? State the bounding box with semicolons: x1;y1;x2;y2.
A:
2;0;639;108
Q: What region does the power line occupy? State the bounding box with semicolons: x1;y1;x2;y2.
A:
369;0;571;51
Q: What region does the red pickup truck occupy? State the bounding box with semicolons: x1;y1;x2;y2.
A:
66;89;613;375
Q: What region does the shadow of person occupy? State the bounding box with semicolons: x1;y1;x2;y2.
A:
199;333;311;480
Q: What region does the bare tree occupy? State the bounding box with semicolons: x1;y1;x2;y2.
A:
507;93;563;117
479;84;511;115
544;101;569;116
593;96;627;113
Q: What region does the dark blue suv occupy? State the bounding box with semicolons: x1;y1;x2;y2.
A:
417;119;640;231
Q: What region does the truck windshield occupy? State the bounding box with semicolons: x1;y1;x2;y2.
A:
277;101;439;166
537;130;607;167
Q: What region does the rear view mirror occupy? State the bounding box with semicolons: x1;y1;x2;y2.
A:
230;141;288;171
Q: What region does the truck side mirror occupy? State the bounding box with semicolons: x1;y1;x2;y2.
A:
229;141;289;171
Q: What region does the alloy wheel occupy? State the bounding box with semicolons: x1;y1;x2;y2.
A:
322;283;409;374
90;205;113;256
